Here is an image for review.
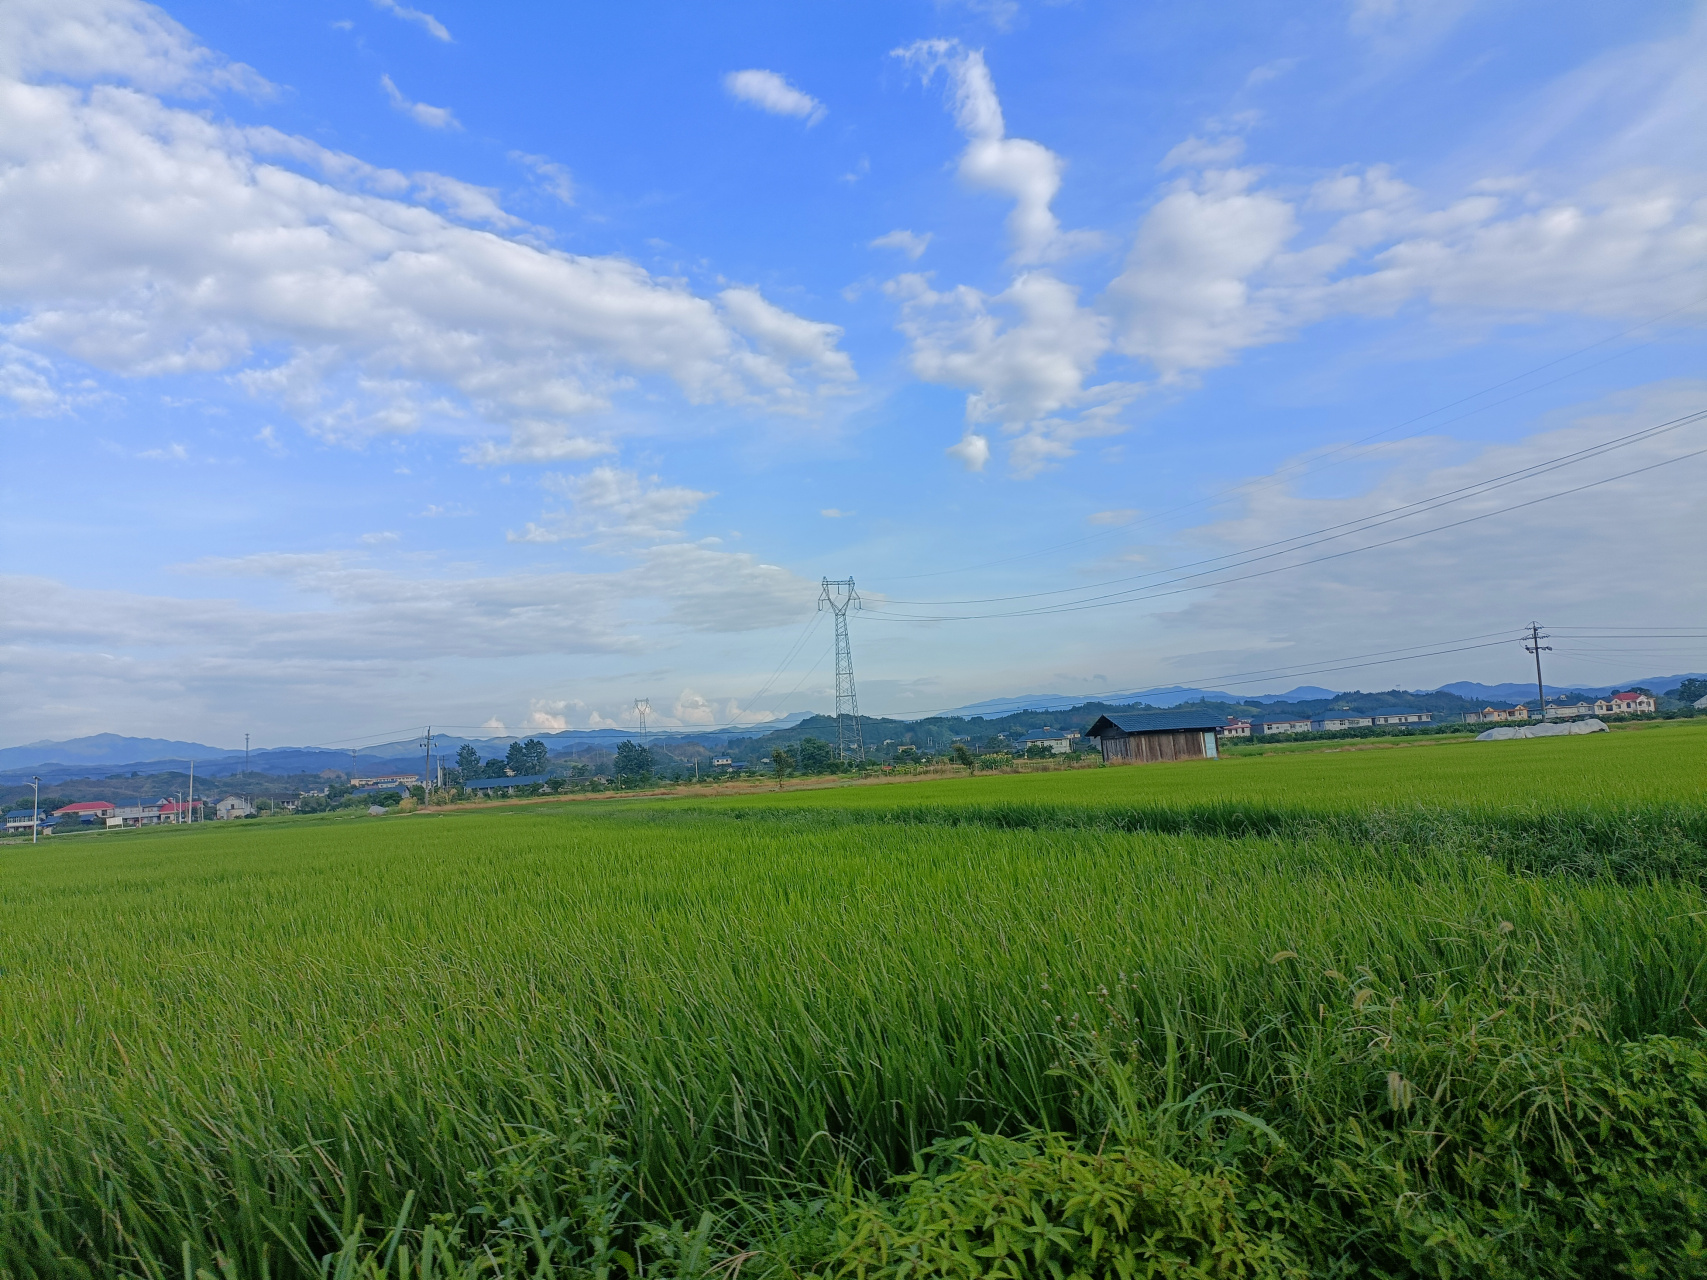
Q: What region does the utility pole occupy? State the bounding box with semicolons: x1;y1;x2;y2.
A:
1525;622;1552;720
819;577;865;762
31;776;39;845
419;726;433;809
244;733;250;777
188;758;195;823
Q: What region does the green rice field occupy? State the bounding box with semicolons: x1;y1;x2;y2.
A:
3;720;1707;1279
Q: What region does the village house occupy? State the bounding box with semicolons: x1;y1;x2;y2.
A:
1252;716;1313;735
1311;711;1374;732
1221;717;1252;738
5;809;57;834
1371;708;1432;726
55;800;117;824
1594;691;1655;716
1462;706;1530;724
1544;701;1595;720
215;795;256;820
1022;730;1078;755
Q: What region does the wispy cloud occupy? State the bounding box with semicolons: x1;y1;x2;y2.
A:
380;74;459;129
723;69;826;126
372;0;451;42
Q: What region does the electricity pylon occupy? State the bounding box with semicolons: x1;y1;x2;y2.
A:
819;577;864;762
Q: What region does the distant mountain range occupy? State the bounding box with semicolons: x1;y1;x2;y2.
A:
6;672;1700;784
0;713;821;785
939;686;1340;717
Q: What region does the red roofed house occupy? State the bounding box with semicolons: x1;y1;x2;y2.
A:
1595;691;1655;716
54;801;116;825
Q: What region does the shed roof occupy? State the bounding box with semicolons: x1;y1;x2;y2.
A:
1085;710;1224;736
463;773;551;790
1371;707;1429;717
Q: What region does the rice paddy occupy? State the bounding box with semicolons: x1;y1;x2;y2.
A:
2;719;1706;1278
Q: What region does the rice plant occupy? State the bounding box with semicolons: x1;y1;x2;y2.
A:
1;720;1704;1277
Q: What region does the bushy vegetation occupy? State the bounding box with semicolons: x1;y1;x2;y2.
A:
1;722;1705;1277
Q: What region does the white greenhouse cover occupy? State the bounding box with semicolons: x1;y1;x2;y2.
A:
1476;718;1609;741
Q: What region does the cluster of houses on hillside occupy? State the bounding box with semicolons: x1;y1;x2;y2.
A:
1461;691;1655;723
1215;691;1657;737
3;794;261;835
1220;707;1436;737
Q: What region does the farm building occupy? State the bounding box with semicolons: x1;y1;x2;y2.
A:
1084;709;1224;765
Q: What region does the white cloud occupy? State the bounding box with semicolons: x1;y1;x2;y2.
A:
254;424;286;455
0;0;271;96
722;69;826;125
0;3;854;462
719;287;856;391
1088;508;1138;526
1108;159;1707;379
820;507;853;518
888;271;1130;474
360;531;400;544
869;229;932;260
947;432;990;472
510;150;574;205
381;73;459;129
509;467;712;547
409;172;517;226
893;39;1098;265
372;0;451;42
522;701;568;731
481;716;507;734
1160;134;1246;170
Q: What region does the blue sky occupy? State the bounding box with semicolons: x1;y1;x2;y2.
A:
2;0;1704;747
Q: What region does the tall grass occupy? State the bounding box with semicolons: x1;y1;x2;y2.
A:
1;724;1705;1276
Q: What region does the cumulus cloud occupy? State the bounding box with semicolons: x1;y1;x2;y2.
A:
870;229;932;259
372;0;451;42
946;431;991;472
723;69;826;125
509;467;712;547
0;1;855;461
893;39;1098;265
887;271;1132;474
381;73;459;129
1108;157;1707;379
0;0;271;96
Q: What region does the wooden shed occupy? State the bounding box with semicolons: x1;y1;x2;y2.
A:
1084;709;1225;765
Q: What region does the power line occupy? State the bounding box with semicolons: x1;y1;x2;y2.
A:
868;439;1707;623
878;409;1705;610
873;292;1707;585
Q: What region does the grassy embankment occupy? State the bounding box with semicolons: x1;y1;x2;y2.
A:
2;720;1706;1278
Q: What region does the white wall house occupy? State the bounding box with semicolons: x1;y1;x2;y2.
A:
215;795;255;820
1594;692;1655;715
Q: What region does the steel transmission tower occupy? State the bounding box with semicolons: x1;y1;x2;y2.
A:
819;577;865;761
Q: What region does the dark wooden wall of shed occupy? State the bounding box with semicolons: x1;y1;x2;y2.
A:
1099;730;1210;765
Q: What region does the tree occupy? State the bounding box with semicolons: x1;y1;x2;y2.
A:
614;741;653;788
796;737;836;773
770;747;791;788
508;738;549;776
953;743;976;773
1665;678;1706;704
456;744;480;774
